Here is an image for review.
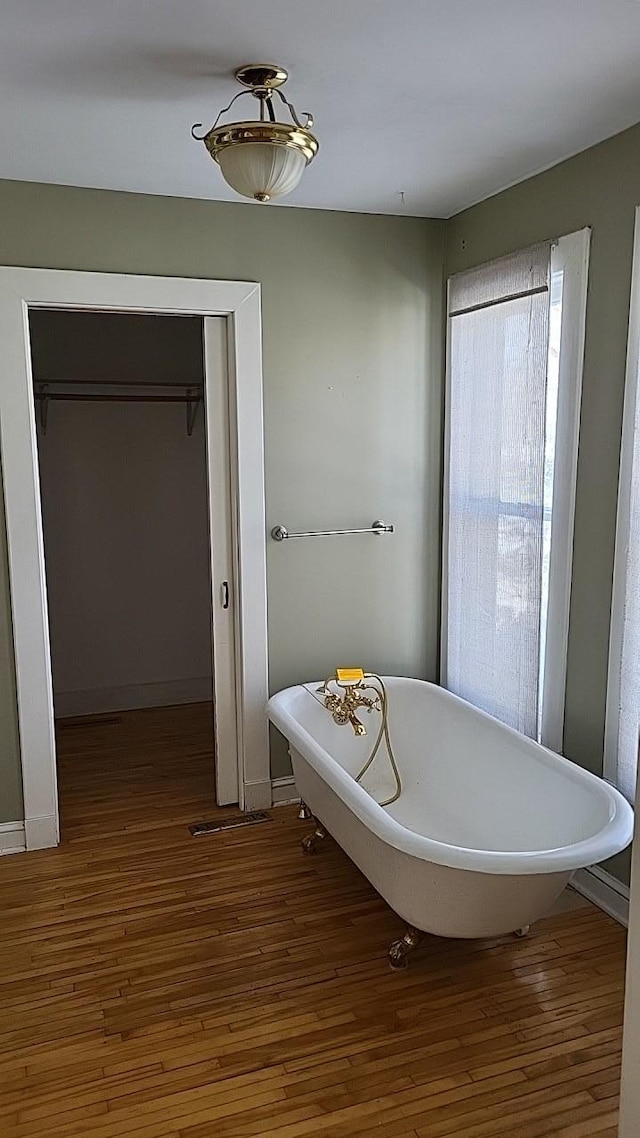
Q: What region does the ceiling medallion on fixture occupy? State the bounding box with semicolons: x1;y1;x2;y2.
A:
192;63;319;203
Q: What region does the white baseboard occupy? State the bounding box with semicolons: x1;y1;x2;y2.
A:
571;865;630;927
271;776;300;807
54;676;213;718
0;821;26;856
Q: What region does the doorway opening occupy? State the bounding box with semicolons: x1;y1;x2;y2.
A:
0;267;270;850
30;309;222;836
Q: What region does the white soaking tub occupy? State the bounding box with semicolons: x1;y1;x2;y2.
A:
267;678;633;967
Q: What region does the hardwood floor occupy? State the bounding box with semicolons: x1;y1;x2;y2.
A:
0;703;627;1137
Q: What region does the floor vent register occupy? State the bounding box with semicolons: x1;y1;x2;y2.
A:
189;811;271;836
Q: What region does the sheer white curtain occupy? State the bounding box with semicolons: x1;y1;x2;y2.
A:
445;243;551;736
610;338;640;802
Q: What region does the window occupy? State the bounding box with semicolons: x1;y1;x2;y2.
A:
606;209;640;802
443;230;590;748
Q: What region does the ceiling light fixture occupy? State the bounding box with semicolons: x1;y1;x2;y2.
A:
192;64;318;204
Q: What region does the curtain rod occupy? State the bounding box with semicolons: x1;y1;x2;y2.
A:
449;283;549;319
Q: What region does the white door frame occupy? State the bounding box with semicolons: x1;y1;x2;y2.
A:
0;267;271;849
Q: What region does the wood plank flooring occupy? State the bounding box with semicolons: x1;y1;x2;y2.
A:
0;703;627;1137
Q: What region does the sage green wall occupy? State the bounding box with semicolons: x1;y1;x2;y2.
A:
3;120;635;880
0;179;445;819
447;121;640;884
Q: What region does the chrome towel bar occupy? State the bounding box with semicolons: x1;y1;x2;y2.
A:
271;520;394;541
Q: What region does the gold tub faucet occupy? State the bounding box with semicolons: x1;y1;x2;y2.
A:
318;669;380;736
348;713;367;737
316;668;403;807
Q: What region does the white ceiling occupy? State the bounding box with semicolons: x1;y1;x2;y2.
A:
3;0;640;218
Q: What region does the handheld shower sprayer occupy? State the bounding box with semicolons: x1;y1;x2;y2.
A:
316;669;402;807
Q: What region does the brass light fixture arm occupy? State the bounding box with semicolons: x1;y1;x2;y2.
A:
192;75;313;141
191;89;252;140
273;88;314;130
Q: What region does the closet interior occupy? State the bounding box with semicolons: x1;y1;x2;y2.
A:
29;309;216;824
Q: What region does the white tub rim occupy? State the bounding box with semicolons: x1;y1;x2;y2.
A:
267;677;634;875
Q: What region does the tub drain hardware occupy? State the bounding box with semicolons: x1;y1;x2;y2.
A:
189;811;271;836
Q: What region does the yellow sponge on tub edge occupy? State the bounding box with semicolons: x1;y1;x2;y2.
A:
336;668;364;684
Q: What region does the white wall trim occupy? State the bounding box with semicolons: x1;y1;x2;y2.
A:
24;815;58;851
604;207;640;799
0;821;26;855
442;232;590;748
243;779;274;811
54;677;213;719
439;277;452;686
271;776;300;806
571;865;630;927
0;267;270;849
539;228;590;752
620;731;640;1135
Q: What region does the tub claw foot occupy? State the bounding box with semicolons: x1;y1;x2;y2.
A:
389;926;424;970
298;801;313;821
514;925;531;939
301;822;326;855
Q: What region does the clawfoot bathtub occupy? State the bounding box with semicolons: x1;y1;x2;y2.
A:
267;678;633;968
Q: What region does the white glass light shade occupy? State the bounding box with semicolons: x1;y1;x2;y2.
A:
217;143;307;202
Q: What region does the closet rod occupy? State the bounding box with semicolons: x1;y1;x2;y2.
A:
34;392;199;403
35;379;203;388
34;388;202;436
